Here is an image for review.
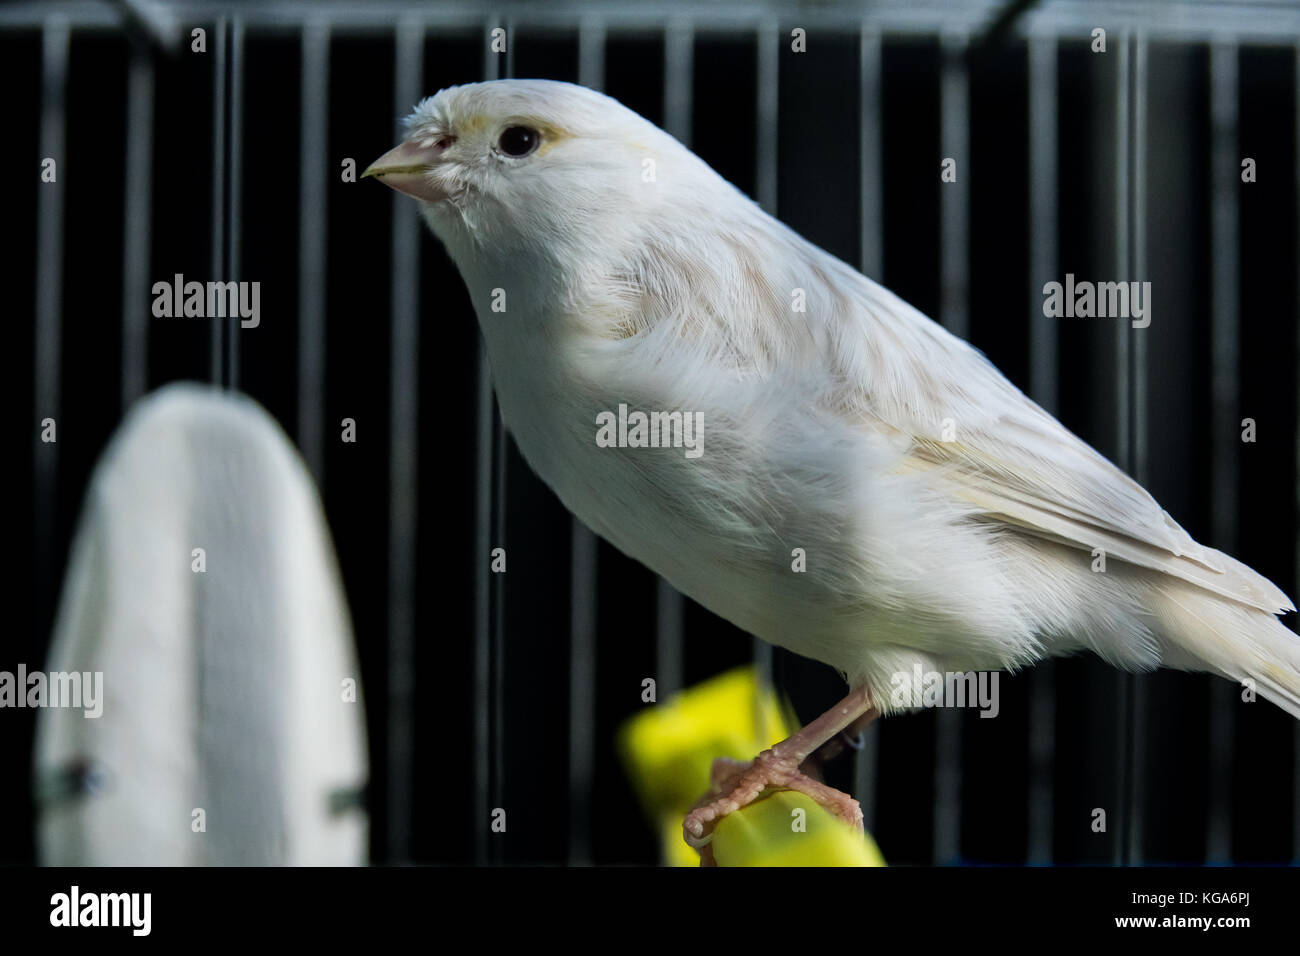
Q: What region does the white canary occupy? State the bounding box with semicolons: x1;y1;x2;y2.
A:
366;79;1299;855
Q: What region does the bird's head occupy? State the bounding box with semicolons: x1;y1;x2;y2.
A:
364;79;719;278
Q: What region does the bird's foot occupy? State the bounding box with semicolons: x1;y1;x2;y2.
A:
682;751;864;862
683;685;874;865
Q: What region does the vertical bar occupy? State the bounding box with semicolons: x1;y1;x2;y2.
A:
655;18;693;702
386;16;423;864
567;525;598;865
1294;41;1300;867
939;31;970;340
1206;39;1240;865
1113;36;1131;465
578;16;605;92
473;386;492;866
473;378;492;864
35;18;69;631
1131;37;1149;486
934;29;970;864
1126;32;1150;866
565;18;606;866
653;581;683;701
491;374;508;866
1026;30;1058;865
489;20;515;868
1112;31;1150;867
755;21;779;216
209;17;226;384
859;26;883;280
1110;31;1134;868
298;20;330;485
475;17;504;867
853;21;883;834
1028;35;1059;417
663;19;693;147
224;17;244;389
752;19;779;712
120;44;153;410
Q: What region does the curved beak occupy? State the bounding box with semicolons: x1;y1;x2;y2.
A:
362;139;448;202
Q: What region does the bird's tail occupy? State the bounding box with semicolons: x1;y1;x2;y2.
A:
1155;583;1300;719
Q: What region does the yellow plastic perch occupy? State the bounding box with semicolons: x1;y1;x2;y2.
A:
617;665;885;867
713;789;884;867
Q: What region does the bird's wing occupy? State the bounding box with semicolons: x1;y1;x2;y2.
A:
833;275;1294;616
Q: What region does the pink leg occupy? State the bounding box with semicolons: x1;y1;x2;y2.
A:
683;685;877;856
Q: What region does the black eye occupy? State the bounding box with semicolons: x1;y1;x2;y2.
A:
498;125;540;157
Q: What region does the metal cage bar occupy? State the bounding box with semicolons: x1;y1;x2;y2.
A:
120;42;154;411
1126;31;1150;866
297;19;330;485
225;17;244;387
205;16;245;390
657;11;692;705
565;16;606;866
34;18;68;635
853;21;884;837
470;17;516;867
934;28;971;865
1026;30;1059;865
384;17;424;862
1207;38;1241;864
1109;31;1146;866
208;17;227;385
751;18;780;722
474;19;499;867
13;1;1300;44
1294;41;1300;866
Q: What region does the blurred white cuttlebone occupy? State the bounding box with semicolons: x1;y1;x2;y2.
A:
35;383;368;865
366;79;1300;854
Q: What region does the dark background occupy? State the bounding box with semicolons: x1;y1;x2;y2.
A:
3;0;1298;866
